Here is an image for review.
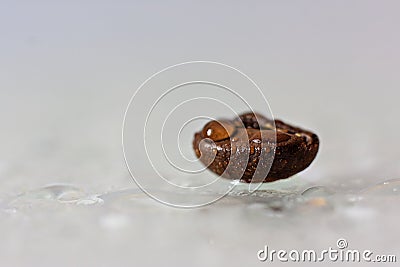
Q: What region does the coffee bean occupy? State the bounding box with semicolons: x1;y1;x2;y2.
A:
193;112;319;183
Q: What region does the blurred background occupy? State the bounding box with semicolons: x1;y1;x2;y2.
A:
1;1;399;266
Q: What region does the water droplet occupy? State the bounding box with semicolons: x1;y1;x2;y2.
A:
9;184;86;208
32;184;84;200
76;195;104;205
301;186;335;197
361;178;400;196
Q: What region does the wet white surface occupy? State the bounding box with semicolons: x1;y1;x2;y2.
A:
1;179;399;266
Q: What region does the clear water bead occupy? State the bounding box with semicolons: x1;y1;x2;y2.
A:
361;178;400;196
301;186;335;197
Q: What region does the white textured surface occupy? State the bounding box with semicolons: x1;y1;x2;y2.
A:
1;1;400;266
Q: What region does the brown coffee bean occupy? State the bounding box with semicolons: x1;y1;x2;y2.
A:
193;112;319;183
